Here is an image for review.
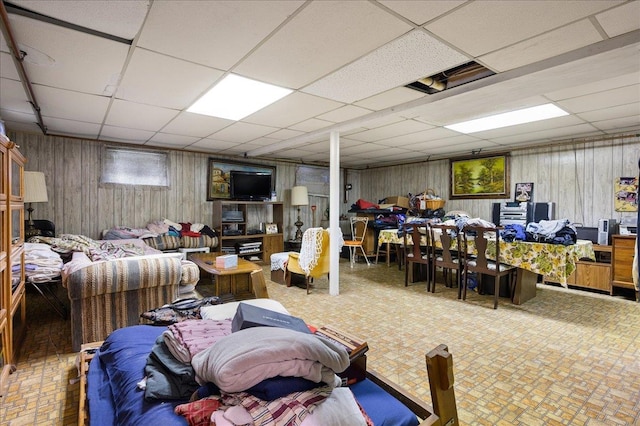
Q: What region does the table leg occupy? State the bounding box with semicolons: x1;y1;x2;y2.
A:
513;268;537;305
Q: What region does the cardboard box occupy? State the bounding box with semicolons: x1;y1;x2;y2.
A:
215;254;238;268
384;196;410;209
231;302;311;334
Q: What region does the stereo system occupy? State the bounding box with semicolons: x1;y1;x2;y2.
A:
597;218;618;245
491;202;555;227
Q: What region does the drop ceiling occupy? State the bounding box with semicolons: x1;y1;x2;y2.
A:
0;0;639;169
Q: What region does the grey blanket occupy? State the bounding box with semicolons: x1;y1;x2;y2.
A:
191;327;350;393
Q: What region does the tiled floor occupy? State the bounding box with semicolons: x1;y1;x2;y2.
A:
1;259;639;425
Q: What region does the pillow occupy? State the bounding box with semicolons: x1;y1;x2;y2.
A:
200;298;289;321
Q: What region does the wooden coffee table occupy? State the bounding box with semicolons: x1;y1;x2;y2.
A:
190;253;262;300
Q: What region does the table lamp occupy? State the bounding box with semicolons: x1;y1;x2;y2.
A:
24;171;49;239
291;186;309;242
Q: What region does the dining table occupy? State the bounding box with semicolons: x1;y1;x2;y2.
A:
390;224;596;304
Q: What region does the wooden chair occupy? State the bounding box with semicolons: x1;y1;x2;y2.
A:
461;225;517;309
285;228;330;294
403;223;431;287
250;270;270;299
429;224;463;296
344;217;371;267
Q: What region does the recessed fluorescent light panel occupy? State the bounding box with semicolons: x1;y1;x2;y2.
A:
445;104;569;134
187;74;292;121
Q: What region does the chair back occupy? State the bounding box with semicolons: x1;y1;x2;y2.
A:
462;225;502;274
403;223;429;262
350;217;368;243
297;227;331;278
429;224;461;268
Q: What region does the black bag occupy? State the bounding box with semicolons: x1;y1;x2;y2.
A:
140;296;221;325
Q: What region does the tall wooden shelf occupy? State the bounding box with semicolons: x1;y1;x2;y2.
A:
212;200;284;263
0;134;25;394
612;235;638;300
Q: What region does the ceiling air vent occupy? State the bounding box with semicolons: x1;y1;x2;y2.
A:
406;61;495;95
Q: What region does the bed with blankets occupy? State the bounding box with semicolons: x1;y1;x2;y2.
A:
85;300;458;426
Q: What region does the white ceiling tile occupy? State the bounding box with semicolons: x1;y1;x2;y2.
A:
544;72;640;101
480;20;603;72
33;85;109;123
245;92;343;128
8;15;129;95
148;132;200;147
41;116;101;138
577;102;640;122
407;134;482;151
379;0;466;25
100;125;155;144
235;0;412;88
10;0;149;39
210;122;279;143
160;112;233;138
245;137;281;147
117;49;224;110
354;86;427;111
0;78;32;114
1;115;40;133
376;126;456;147
138;1;304;70
426;1;622;56
288;118;334;132
596;1;640;38
105;100;179;131
303;30;470;103
491;123;603;145
591;115;640;131
266;129;304;140
316;105;373;123
557;85;640;114
348;118;432;142
190;138;240;151
0;52;20;80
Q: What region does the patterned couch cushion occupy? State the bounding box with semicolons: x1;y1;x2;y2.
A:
142;235;181;251
181;235;217;249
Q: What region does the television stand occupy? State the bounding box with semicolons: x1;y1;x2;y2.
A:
213;200;284;264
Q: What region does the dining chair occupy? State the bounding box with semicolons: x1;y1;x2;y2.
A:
403;223;431;287
461;225;517;309
429;224;463;296
344;217;371;267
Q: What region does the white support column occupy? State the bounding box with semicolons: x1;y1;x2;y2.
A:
329;131;340;296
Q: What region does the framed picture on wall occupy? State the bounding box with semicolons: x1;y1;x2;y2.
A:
206;158;275;201
614;177;638;212
450;153;510;199
515;182;534;202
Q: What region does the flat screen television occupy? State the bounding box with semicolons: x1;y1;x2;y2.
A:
229;170;272;201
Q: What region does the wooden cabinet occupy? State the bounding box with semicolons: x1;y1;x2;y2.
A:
567;245;612;293
0;135;25;394
612;235;636;292
212;201;284;263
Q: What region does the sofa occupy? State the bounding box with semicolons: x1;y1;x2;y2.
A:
62;240;200;351
102;220;219;253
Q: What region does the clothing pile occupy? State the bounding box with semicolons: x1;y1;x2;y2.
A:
23;242;64;283
500;219;577;245
138;312;369;426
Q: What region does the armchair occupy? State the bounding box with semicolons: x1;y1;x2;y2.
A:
285;228;330;294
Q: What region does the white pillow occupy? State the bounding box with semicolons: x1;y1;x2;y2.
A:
200;299;289;321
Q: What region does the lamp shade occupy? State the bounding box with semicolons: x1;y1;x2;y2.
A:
291;186;309;206
24;171;48;203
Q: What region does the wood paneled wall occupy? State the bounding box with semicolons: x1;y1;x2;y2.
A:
359;135;640;227
10;130;639;241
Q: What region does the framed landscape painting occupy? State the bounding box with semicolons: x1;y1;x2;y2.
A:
450;154;510;199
